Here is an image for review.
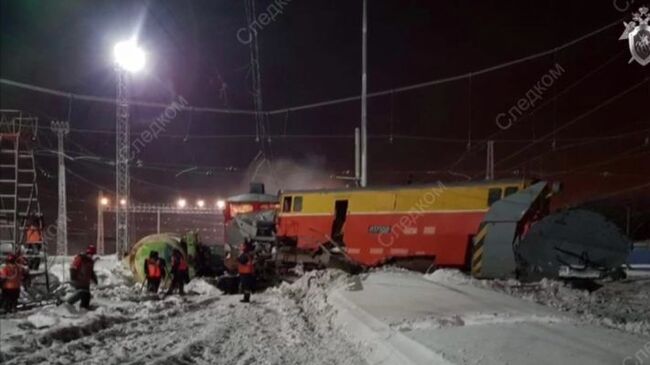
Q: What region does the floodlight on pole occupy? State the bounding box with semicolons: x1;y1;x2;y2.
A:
113;38;146;258
113;40;146;73
100;197;110;206
216;199;226;210
196;199;205;208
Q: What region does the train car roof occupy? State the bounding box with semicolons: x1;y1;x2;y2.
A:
226;193;279;203
280;179;532;195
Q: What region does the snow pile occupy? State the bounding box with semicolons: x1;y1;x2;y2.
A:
185;278;221;296
424;269;650;336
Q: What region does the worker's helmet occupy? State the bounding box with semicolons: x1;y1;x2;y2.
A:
6;254;16;263
86;245;97;255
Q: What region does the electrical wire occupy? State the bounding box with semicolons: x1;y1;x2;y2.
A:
0;17;623;117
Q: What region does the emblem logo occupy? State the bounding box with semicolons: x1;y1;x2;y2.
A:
620;6;650;66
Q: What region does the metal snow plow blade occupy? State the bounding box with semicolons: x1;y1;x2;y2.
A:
471;181;552;279
516;209;631;281
471;181;632;281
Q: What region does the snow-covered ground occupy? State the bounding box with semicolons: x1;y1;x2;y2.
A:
2;258;649;365
424;268;650;336
335;269;650;365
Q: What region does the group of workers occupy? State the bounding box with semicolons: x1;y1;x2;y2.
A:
2;236;257;313
143;249;189;296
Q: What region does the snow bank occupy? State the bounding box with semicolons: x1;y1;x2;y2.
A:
424;269;650;336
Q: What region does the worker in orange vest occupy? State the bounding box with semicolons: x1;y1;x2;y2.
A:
143;251;166;293
0;254;29;313
238;240;255;303
24;214;44;270
67;245;98;309
166;249;189;296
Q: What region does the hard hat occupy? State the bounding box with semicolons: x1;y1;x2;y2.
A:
87;245;97;255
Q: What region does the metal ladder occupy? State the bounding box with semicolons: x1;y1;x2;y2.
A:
0;111;50;291
0;133;19;253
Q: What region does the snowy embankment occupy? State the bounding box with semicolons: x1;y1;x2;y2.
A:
328;268;649;365
1;258;368;365
424;268;650;336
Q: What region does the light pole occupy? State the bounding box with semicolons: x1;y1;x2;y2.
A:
113;39;145;257
51;121;69;256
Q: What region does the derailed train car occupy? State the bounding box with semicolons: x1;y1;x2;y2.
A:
226;179;630;282
274;179;531;271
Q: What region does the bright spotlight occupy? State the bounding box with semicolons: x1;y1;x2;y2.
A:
100;197;110;206
216;199;226;210
119;198;127;206
113;39;146;73
177;198;187;208
196;199;205;208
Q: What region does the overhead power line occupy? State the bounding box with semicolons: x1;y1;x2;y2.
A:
0;17;622;116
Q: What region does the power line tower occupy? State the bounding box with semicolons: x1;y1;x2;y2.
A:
486;140;495;181
51;121;69;255
115;69;130;257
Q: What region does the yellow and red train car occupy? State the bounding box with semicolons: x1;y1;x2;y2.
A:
276;179;531;269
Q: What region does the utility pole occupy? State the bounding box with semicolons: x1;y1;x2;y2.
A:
115;68;130;258
486;140;495;180
97;191;105;255
355;128;361;186
51;121;69;256
360;0;368;187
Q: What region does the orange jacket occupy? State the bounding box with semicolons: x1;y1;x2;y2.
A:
0;264;24;290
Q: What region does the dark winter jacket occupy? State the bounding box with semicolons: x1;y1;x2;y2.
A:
70;254;97;288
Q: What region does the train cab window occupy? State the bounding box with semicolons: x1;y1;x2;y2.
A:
293;196;303;212
487;188;502;206
504;186;519;197
282;196;292;212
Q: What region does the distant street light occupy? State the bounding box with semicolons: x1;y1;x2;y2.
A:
177;198;187;208
196;199;205;208
119;198;127;206
216;199;226;210
100;197;110;206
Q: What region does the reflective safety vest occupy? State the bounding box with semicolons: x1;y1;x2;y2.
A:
238;254;254;275
26;225;42;244
0;264;23;290
146;259;162;279
173;256;188;272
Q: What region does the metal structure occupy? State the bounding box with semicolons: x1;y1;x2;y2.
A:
360;0;368;187
115;68;130;257
0;110;41;251
486;140;495;180
97;201;225;254
51;121;69;255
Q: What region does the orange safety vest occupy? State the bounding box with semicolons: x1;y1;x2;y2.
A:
146;259;162;279
178;257;188;271
238;254;254;275
26;225;42;244
0;264;22;290
173;255;188;272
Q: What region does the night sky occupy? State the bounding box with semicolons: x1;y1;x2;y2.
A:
1;0;649;246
